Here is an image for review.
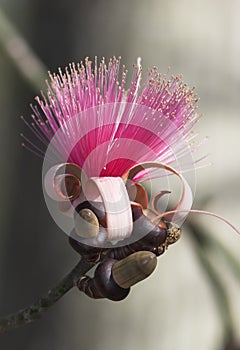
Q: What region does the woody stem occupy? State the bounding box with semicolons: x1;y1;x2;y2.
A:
0;258;96;334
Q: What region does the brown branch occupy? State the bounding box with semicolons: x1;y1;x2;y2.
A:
0;258;95;335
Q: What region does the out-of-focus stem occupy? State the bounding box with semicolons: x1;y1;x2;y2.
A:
0;7;47;90
188;221;235;340
190;221;240;282
0;258;95;334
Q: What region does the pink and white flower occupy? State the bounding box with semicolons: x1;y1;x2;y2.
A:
21;56;239;248
22;56;200;174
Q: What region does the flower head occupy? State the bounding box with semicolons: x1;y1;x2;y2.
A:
21;56;204;248
19;56;240;303
22;56;200;178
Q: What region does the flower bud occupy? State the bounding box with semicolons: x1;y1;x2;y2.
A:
112;251;157;289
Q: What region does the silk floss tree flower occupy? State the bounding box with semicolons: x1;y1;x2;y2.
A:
2;56;240;335
19;56;240;303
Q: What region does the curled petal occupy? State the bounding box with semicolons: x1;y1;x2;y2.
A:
122;162;193;225
57;197;81;218
85;177;133;242
151;190;171;216
44;163;82;201
127;182;148;209
155;209;240;236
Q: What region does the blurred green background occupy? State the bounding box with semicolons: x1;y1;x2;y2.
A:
0;0;240;349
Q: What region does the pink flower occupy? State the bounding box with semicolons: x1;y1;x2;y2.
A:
23;56;240;247
19;56;240;301
21;56;201;180
21;56;240;251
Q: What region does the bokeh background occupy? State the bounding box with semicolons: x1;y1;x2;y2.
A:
0;0;240;349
